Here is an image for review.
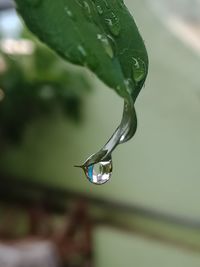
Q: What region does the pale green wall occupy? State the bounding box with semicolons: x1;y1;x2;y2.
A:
1;0;200;265
94;227;200;267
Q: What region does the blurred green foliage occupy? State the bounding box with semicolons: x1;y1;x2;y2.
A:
0;32;91;144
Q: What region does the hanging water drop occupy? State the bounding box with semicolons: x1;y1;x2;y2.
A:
84;159;113;185
75;98;138;185
97;34;114;58
75;98;137;185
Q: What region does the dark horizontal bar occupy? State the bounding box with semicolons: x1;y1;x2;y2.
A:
1;173;200;252
0;173;199;229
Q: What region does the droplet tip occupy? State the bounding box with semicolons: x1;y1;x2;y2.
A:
74;164;84;169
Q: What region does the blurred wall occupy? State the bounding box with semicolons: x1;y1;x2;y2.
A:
1;0;200;265
94;227;200;267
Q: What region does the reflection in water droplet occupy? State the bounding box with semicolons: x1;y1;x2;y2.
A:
85;159;112;185
97;34;114;58
105;12;121;36
132;58;146;83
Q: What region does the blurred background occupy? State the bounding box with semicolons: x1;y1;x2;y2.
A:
0;0;200;266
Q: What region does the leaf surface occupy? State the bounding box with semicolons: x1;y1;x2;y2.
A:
15;0;148;100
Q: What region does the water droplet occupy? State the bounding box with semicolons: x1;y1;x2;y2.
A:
64;6;74;19
97;34;114;58
85;159;112;185
96;5;103;15
132;58;146;83
27;0;41;7
76;0;92;20
94;0;110;15
82;1;93;20
107;34;116;49
77;45;87;60
124;102;129;111
83;1;91;12
105;12;121;36
68;45;87;64
124;78;133;95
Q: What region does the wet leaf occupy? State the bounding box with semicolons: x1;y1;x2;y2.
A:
15;0;148;101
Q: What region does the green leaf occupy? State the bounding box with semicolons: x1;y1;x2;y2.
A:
15;0;148;101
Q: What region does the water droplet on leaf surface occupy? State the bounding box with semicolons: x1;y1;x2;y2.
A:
94;0;109;15
124;78;133;95
83;1;93;20
77;45;87;60
64;6;74;19
105;12;121;36
97;34;114;58
132;58;146;83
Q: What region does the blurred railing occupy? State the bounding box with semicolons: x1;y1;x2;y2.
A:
0;174;200;253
